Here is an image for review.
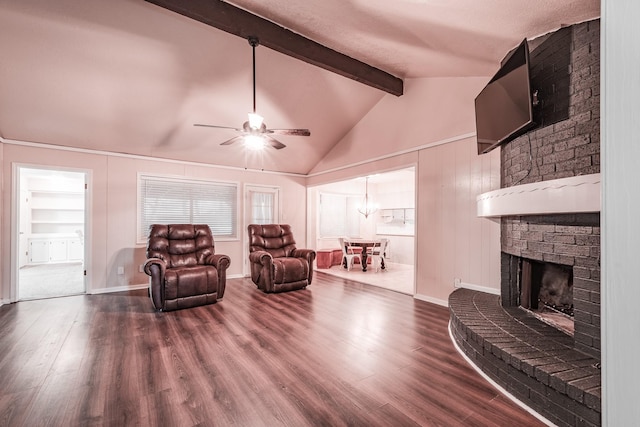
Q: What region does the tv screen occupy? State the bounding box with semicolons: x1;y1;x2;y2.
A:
475;39;534;154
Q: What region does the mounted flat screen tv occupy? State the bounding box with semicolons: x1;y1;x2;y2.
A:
475;39;535;154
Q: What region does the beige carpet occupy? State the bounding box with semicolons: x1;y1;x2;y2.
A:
316;262;414;295
19;262;85;300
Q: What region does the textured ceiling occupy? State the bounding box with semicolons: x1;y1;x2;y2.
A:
0;0;600;174
229;0;601;79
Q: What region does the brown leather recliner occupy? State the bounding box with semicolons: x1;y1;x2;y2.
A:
144;224;231;311
248;224;316;293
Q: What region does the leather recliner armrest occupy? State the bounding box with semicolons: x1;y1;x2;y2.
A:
291;248;316;262
205;253;231;271
291;248;316;285
144;257;166;310
143;257;166;276
249;250;273;266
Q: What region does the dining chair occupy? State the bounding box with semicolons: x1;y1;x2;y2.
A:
338;237;362;271
368;238;389;272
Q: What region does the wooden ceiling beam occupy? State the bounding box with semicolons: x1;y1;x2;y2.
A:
145;0;404;96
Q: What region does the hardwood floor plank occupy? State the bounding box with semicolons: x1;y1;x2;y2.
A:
0;299;79;394
0;391;32;427
20;370;79;426
0;273;546;426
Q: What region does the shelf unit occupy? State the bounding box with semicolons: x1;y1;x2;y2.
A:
27;190;85;264
29;190;84;235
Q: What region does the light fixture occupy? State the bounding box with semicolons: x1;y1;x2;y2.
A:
194;36;310;150
248;112;264;130
244;134;266;151
357;176;378;218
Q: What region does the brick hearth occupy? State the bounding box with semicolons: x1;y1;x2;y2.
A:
449;289;600;427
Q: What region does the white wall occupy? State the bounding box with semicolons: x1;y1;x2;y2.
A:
309;77;485;174
602;0;640;424
308;77;502;305
417;135;501;304
0;141;307;301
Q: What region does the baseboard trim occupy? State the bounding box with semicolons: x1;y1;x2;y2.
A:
414;293;448;307
89;283;148;295
453;281;500;296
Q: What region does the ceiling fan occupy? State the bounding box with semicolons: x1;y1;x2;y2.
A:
194;36;310;150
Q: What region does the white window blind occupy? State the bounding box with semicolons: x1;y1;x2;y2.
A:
139;175;238;241
319;193;361;238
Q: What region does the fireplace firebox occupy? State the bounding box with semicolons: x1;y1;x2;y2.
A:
518;258;574;335
501;212;600;358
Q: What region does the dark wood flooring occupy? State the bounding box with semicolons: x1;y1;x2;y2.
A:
0;273;546;426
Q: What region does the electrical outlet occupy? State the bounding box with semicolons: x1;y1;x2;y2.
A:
117;266;124;275
454;278;461;287
139;264;144;273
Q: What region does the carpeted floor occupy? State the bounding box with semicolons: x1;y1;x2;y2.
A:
19;262;85;300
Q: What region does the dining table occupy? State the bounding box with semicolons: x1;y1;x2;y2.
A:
342;238;385;272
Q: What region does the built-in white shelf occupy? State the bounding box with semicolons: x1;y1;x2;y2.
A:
28;190;85;238
477;173;601;217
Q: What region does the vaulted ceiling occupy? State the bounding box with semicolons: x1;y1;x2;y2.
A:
0;0;600;174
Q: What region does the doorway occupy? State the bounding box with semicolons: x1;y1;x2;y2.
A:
16;166;87;300
309;167;416;295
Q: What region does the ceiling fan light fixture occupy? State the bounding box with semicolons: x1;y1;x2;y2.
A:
248;112;264;130
197;35;309;150
244;134;266;151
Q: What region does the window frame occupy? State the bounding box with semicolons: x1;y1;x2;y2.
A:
245;185;281;225
137;173;240;244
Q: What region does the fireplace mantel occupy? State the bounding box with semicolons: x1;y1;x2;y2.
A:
477;173;600;217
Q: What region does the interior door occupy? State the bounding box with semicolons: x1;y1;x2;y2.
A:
243;185;280;275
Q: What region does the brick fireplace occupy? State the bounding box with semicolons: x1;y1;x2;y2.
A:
502;213;600;359
500;16;601;360
450;18;601;427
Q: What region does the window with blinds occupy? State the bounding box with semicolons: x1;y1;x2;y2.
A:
138;174;238;242
319;193;361;238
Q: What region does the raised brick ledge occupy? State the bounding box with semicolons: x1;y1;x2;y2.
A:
449;288;601;427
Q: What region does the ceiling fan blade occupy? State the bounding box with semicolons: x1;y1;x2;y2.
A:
264;135;286;150
268;128;311;137
220;136;245;146
194;123;242;131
